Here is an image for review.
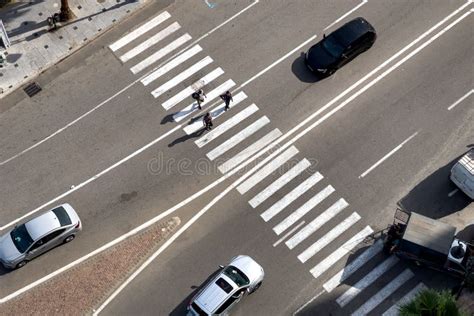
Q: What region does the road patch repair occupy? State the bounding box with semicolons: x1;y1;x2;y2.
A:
0;216;180;315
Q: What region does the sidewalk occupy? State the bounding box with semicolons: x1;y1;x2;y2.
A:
0;0;148;98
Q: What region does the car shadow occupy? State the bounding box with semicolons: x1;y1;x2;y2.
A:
398;150;472;219
0;264;12;275
169;268;222;316
291;53;325;83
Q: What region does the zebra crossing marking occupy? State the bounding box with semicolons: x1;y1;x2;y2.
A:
260;172;323;222
286;198;348;249
274;185;335;236
218;129;282;174
249;159;311;208
151;56;213;98
237;146;299;194
194;104;258;147
297;212;360;263
382;282;426;316
337;256;399;307
120;22;181;63
207;116;269;161
184;92;248;134
109;11;171;51
141;45;203;86
351;269;414;316
131;34;192;74
173;80;236;122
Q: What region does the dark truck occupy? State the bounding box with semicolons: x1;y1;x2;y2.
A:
384;208;473;279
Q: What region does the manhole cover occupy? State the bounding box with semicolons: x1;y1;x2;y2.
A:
23;82;42;97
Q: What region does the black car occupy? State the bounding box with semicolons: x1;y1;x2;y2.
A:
305;17;376;76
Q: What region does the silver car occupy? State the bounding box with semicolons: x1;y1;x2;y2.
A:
187;255;264;316
0;203;81;269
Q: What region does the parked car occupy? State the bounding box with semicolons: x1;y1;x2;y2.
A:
305;17;376;76
450;149;474;199
0;203;81;269
187;255;264;316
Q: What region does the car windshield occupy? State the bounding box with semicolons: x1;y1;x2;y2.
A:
10;224;34;253
222;266;250;287
322;36;345;58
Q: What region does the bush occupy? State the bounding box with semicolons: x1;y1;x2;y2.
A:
399;288;465;316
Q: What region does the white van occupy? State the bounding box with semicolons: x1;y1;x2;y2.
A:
450;149;474;199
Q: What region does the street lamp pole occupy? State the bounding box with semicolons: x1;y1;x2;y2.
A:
59;0;75;22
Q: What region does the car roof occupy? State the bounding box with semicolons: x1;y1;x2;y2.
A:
230;255;264;284
195;274;236;314
332;17;374;47
24;210;62;241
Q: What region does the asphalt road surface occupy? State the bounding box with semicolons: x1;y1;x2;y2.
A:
0;0;472;315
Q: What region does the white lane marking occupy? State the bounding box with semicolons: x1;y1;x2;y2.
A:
141;45;203;86
163;68;226;110
2;1;466;169
120;22;180;62
337;256;399;307
130;34;192;74
260;172;323;222
273;221;305;247
310;226;373;279
174;80;236;122
0;126;182;231
351;269;414;316
292;289;326;316
323;239;383;292
194;104;258;147
237;146;299;194
218;129;283;174
151;56;213;98
382;282;427;316
240;35;317;88
323;0;368;31
109;11;171;52
359;131;418;178
184;92;248;134
286;198;348;249
448;188;459;197
274;185;335;236
249;159;311;208
297;212;360;263
447;89;473;110
208;116;269;161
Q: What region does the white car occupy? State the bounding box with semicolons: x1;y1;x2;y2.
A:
187;255;264;316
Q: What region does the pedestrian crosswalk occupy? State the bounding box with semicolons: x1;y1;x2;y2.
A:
109;11;428;316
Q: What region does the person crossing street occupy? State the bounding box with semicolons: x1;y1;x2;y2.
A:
220;90;233;111
192;89;206;110
203;112;213;131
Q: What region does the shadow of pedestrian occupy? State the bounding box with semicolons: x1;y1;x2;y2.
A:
168;129;205;147
161;113;175;125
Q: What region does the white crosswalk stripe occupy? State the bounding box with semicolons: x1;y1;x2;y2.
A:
109;11;171;51
207;116;270;161
120;22;181;63
249;159;311;208
286;198;348;249
194;104;258;147
260;172;324;222
298;212;360;263
184;92;248;134
310;226;374;279
274;185;335;236
141;45;203;87
131;33;192;74
382;282;426;316
151;56;213;98
351;269;414;316
174;80;236;122
337;256;399;307
219;129;282;174
163;68;225;110
237;146;299;194
323;239;384;292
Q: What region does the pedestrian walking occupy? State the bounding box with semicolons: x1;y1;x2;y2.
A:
203;112;213;130
192;89;206;110
220;90;233;111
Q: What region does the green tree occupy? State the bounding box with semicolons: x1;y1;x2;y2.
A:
399;288;465;316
